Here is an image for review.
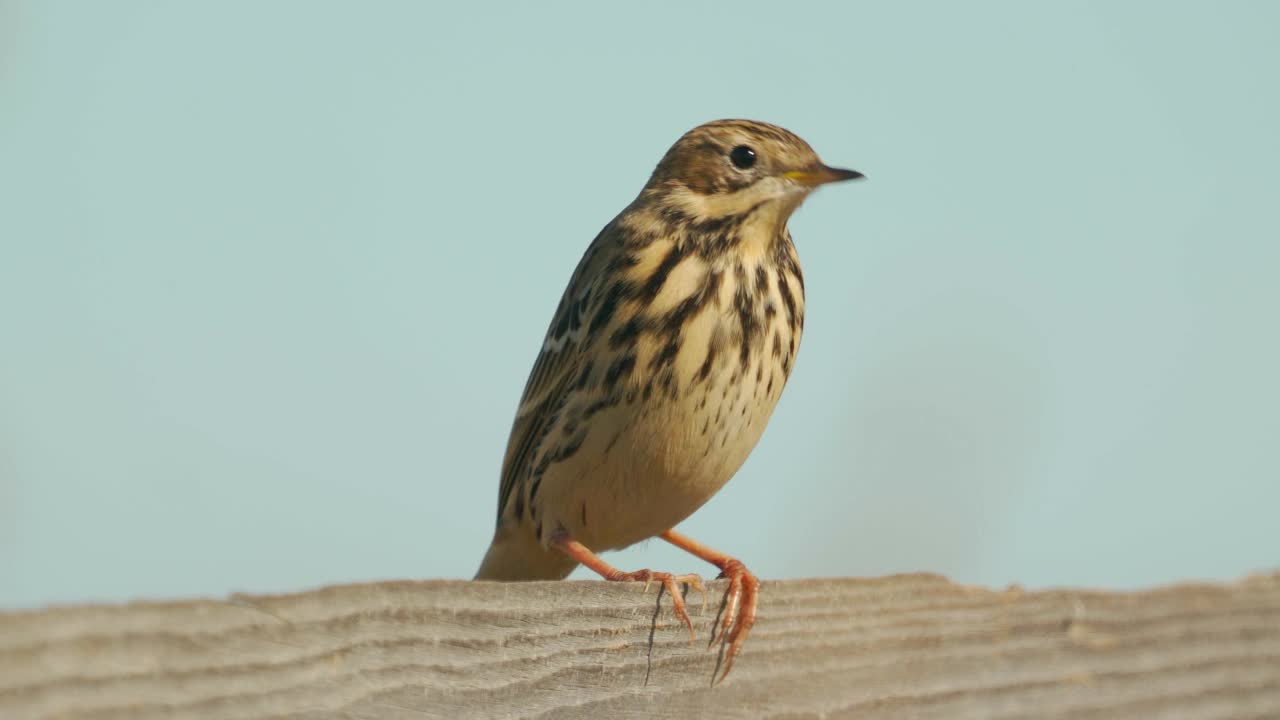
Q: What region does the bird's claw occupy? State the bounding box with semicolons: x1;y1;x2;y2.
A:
612;569;707;643
709;559;759;684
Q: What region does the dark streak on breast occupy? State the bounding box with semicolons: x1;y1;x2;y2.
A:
650;338;680;372
777;272;798;335
604;353;636;391
610;317;642;349
639;243;684;302
590;281;626;335
697;337;719;383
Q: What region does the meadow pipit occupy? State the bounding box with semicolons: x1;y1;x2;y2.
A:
476;119;861;681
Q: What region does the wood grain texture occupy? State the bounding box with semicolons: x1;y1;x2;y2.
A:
3;572;1279;719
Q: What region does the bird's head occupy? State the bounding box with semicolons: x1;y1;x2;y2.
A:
640;119;862;226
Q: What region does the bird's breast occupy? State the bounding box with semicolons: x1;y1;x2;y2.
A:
563;251;804;550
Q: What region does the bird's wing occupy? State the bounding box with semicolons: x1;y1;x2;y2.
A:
495;222;625;523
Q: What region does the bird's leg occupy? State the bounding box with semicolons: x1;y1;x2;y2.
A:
550;531;705;642
659;529;759;682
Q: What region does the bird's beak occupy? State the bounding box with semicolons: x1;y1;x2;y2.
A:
784;163;865;187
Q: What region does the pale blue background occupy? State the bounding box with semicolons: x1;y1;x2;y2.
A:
2;2;1277;608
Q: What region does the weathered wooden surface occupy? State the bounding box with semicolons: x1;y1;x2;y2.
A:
2;572;1279;719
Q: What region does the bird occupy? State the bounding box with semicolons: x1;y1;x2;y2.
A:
475;119;862;682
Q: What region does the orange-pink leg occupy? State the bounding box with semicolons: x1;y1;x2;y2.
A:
551;532;705;642
660;529;758;682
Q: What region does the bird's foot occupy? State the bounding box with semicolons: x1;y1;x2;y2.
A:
604;568;706;642
657;530;759;684
709;558;758;683
550;532;707;643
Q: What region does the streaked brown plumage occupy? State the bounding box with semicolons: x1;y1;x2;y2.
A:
476;119;861;681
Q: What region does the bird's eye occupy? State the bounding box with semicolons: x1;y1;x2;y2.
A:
729;145;757;170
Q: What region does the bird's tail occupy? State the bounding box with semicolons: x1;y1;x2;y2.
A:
474;528;579;581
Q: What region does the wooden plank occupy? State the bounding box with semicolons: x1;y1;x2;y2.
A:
2;572;1279;719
